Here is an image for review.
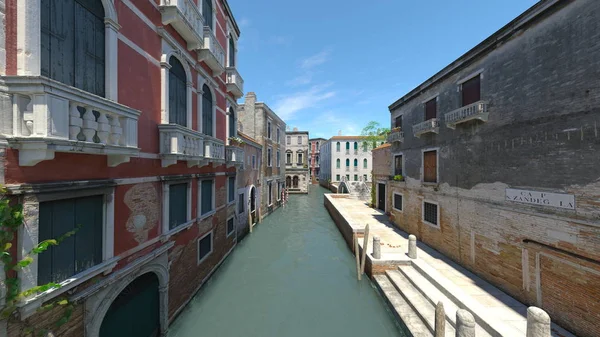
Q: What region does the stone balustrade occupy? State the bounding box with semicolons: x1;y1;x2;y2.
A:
158;124;204;167
199;27;225;75
225;145;244;167
159;0;204;50
0;76;139;166
387;129;404;143
445;101;489;129
204;135;225;162
413;118;439;137
225;67;244;99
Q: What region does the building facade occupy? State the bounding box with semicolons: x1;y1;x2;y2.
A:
372;143;391;211
319;136;381;184
309;137;326;183
384;1;600;336
0;0;245;336
285;128;309;193
235;132;262;240
238;92;286;217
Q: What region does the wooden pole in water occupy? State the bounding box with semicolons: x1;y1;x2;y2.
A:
354;234;361;281
360;224;370;276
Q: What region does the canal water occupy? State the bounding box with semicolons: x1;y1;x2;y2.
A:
168;186;404;337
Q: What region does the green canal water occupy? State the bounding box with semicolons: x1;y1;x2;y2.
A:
168;186;404;337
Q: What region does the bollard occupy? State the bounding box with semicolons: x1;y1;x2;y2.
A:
373;236;381;259
434;301;445;337
527;306;551;337
408;234;417;259
360;224;370;276
455;309;475;337
354;235;361;281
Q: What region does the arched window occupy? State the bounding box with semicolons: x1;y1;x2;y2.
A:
345;142;350;150
228;36;236;67
363;158;368;168
202;84;213;136
336;142;341;152
354;159;358;167
203;0;213;29
345;159;350;167
169;57;187;126
228;107;236;138
41;0;105;97
354;142;358;150
336;159;340;168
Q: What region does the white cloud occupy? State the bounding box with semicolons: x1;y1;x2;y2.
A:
238;18;250;27
268;36;291;45
273;84;336;121
300;49;331;70
286;73;313;86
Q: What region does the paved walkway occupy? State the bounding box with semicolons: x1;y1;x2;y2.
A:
330;196;574;337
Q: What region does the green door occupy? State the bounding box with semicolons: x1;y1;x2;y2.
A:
100;273;160;337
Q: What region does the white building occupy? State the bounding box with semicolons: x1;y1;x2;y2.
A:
285;128;310;193
319;136;384;184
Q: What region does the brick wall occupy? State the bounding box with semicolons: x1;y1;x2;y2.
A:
372;144;391;180
0;0;5;75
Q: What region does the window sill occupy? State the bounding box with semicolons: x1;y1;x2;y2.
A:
422;182;439;187
227;200;235;206
198;210;216;221
393;207;403;213
422;220;441;229
18;257;119;319
160;219;195;242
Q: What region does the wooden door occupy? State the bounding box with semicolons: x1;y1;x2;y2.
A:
378;183;386;211
423;151;437;183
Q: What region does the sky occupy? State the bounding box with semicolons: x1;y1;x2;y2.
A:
228;0;538;139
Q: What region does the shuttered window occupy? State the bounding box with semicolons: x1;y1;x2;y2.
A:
345;159;350;167
169;183;188;230
346;142;350;150
395;116;403;129
336;174;340;181
267;148;272;166
202;0;213;29
425;98;437;121
38;195;103;285
226;218;234;236
201;180;214;215
394;155;403;176
198;232;212;263
354;175;358;181
354;142;358;150
462;75;481;106
363;159;368;168
238;193;244;214
423;150;437;183
202;84;213;136
169;57;187;126
228;108;236;138
354;159;358;167
41;0;105;97
394;194;403;211
336;142;340;152
228;177;235;203
268;182;272;205
228;37;235;67
336;159;340;168
423;202;439;226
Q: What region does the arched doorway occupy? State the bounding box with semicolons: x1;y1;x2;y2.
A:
248;185;256;224
285;176;291;188
292;176;299;188
99;273;160;337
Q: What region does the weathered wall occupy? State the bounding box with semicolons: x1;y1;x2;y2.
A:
372;144;391;180
0;0;5;75
387;2;600;336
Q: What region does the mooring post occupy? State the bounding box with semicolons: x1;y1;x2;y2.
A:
360;224;370;276
354;234;361;281
526;307;551;337
455;309;475;337
372;235;381;259
408;234;417;259
434;301;445;337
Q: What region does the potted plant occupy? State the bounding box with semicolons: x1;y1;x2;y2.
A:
392;175;404;181
228;136;245;147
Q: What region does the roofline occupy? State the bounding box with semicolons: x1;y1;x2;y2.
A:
238;132;261;148
222;0;240;37
255;102;286;125
388;0;562;112
309;138;327;141
286;131;309;134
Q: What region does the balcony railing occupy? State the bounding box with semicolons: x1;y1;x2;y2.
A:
445;101;489;129
413;118;439;137
158;124;204;167
204;135;225;162
225;67;244;99
387;129;404;143
0;76;139;167
198;27;225;75
159;0;204;50
225;145;244;167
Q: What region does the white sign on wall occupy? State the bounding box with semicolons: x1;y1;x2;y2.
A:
505;188;575;210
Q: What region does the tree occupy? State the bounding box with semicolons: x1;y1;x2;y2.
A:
361;121;389;150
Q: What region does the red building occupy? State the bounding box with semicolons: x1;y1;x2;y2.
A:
309;138;326;183
0;0;244;335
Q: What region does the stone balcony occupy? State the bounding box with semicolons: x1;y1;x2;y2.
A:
387;129;404;143
198;27;225;75
158;124;204;167
0;76;139;167
225;67;244;99
203;135;225;163
225;145;244;168
413;118;440;138
445;101;489;129
159;0;204;50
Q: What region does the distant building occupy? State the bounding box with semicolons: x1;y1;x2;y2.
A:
236;132;262;239
380;1;600;336
309;138;326;182
371;143;391;210
238;92;286;218
285;128;310;193
319;136;384;184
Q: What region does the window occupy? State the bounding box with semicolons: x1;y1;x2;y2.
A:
395;116;403;129
228;107;236;139
169;183;189;230
238;193;244;214
287;136;291;145
297;136;302;144
297;152;303;165
202;0;213;30
286;152;292;165
423;150;438;183
354;142;358;150
336;174;340;181
277;128;281;143
41;0;105;97
38;195;103;285
363;158;368;169
393;193;403;211
316;141;319;148
363;174;368;182
267;147;272;167
169;57;187;126
267;121;272;139
226;217;235;237
423;201;439;226
200;179;214;216
277;150;281;167
277;183;281;201
202;84;213;136
197;231;213;264
354;174;358;181
363;142;368;152
228;176;235;203
425;98;437;121
228;35;235;67
336;159;340;168
345;159;350;167
346;142;350;150
268;182;273;205
346;174;350;181
462;75;481;106
353;159;358;167
336;142;341;152
252;155;256;169
394;155;403;176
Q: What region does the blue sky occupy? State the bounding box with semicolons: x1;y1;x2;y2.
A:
229;0;537;139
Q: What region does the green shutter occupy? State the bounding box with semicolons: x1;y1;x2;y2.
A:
169;183;188;230
201;180;213;215
228;177;235;202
